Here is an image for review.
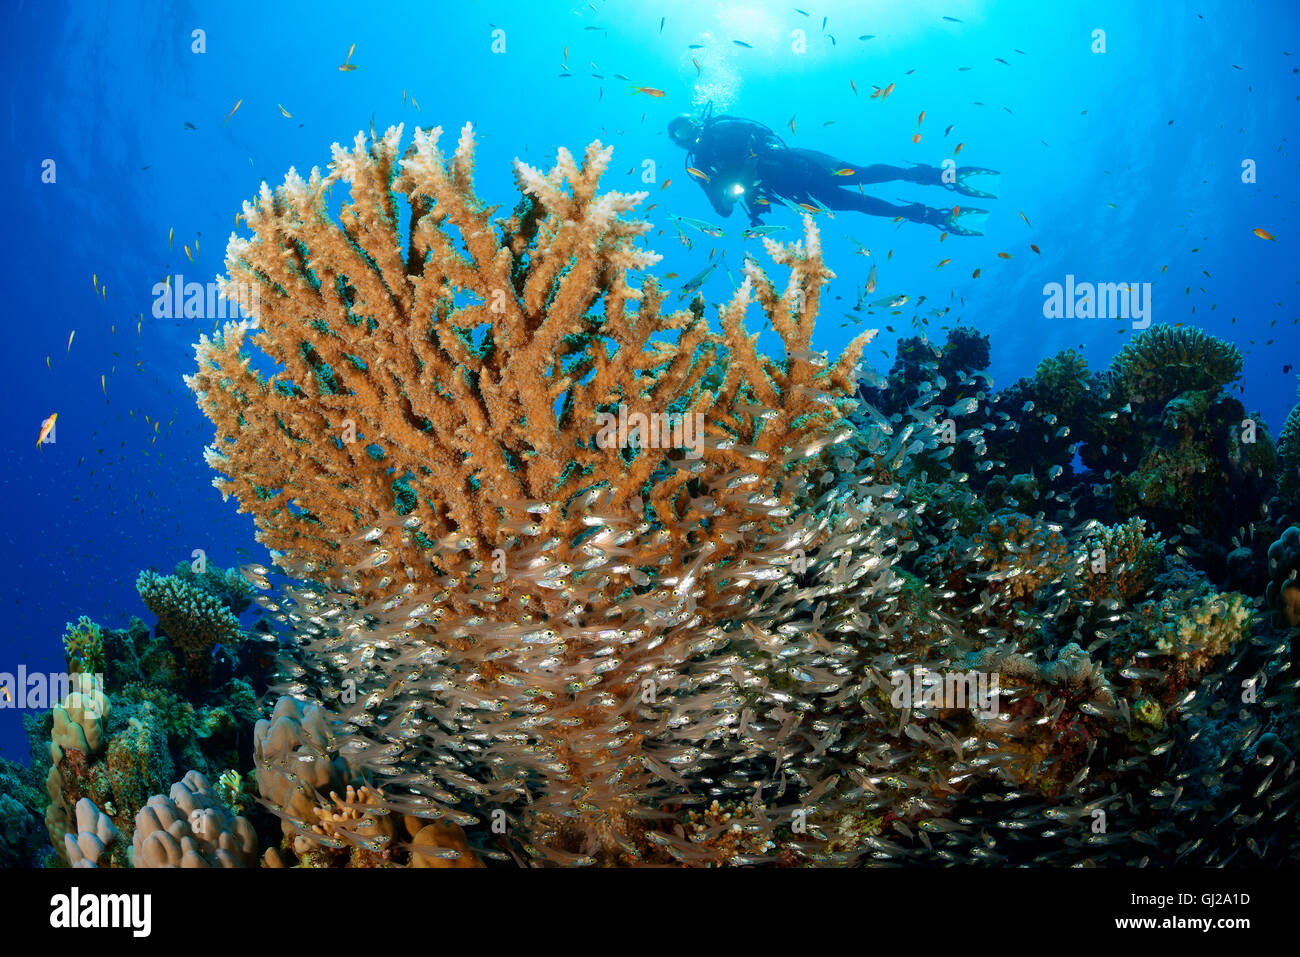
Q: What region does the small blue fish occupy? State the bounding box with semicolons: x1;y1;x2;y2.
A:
669;213;725;238
742;224;788;239
679;260;717;298
733;39;752;48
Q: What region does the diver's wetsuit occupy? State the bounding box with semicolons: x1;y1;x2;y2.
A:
684;114;975;229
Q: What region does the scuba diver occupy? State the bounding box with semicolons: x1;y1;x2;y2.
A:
667;106;998;234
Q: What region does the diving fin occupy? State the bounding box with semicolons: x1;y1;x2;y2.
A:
945;207;989;237
953;167;1000;199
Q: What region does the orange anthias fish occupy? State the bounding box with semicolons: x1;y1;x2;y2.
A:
833;168;855;176
972;268;981;278
632;86;665;96
911;133;922;143
953;142;964;156
997;251;1013;259
686;167;711;182
37;412;57;447
1031;244;1041;254
917;110;925;126
1252;227;1276;241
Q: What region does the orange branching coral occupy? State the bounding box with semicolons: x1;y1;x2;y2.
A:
969;512;1070;603
190;124;875;864
306;785;395;867
1073;517;1165;604
187;123;870;603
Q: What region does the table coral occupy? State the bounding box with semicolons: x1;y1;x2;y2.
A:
1108;324;1243;402
136;569;244;684
188;123;869;595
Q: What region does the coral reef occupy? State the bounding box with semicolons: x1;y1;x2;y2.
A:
5;123;1292;870
44;681;111;861
34;565;265;866
174;123;1296;866
1079;326;1274;555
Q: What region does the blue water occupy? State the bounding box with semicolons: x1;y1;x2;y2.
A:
2;0;1297;760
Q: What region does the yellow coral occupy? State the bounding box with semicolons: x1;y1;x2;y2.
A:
1149;590;1252;666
